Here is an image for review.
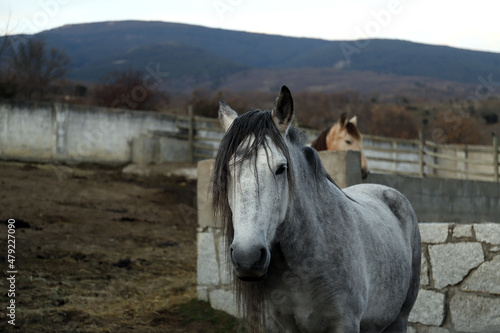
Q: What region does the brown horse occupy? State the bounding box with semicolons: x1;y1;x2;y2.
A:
311;113;369;178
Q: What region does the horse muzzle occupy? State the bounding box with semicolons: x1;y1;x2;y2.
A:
230;244;270;282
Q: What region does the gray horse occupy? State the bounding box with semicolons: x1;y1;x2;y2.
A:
212;86;421;333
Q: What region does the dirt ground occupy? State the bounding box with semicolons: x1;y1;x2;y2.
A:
0;161;239;333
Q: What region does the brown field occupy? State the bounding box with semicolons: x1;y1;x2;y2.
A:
0;161;240;333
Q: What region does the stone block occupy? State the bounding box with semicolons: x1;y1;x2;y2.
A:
450;292;500;332
197;159;217;228
209;289;238;317
131;135;158;164
452;224;473;239
215;230;232;286
490;245;500;252
408;289;445;326
197;232;221;286
429;242;484;289
461;255;500;295
197;286;208;302
158;137;189;162
474;223;500;245
419;223;449;244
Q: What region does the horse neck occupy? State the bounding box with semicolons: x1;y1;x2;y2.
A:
282;148;351;244
325;124;340;150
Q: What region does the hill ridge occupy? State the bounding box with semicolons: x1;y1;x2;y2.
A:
4;20;499;89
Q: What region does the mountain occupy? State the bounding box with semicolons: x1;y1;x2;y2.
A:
67;42;247;82
4;20;500;93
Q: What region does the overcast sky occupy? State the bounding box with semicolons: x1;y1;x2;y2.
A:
2;0;499;53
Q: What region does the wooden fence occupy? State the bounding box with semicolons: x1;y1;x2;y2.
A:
175;108;225;161
178;111;500;182
363;133;499;182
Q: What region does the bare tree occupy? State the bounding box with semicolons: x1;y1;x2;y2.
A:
92;70;169;111
0;34;8;60
9;38;71;99
431;110;486;145
360;104;419;139
0;16;15;98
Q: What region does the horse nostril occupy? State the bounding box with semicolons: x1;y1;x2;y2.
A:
257;248;268;267
230;246;236;264
230;244;269;271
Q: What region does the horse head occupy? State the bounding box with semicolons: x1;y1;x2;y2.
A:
326;113;370;178
215;86;294;281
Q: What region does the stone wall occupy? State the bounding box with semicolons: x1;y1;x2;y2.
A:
196;159;238;315
409;223;500;332
197;152;500;332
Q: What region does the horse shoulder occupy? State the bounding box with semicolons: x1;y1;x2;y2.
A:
344;184;421;281
344;184;417;226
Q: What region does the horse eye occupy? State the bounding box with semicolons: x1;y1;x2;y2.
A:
275;164;287;175
345;140;352;145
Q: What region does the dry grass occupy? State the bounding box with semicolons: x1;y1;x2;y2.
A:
0;162;238;332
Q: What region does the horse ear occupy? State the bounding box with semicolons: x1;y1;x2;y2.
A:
272;85;294;133
219;100;238;132
349;115;358;126
339;113;348;128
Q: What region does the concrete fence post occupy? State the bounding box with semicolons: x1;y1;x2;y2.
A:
188;105;194;163
493;134;499;182
318;150;363;188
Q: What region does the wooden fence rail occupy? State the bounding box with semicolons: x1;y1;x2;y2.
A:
362;132;499;182
179;110;500;182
